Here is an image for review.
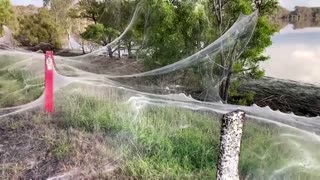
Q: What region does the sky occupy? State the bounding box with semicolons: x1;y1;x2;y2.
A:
11;0;43;7
279;0;320;10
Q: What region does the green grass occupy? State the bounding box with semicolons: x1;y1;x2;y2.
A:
56;92;320;179
52;138;72;160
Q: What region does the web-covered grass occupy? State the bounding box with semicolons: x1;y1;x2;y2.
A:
54;91;320;179
0;74;42;108
0;56;320;178
0;58;43;108
0;6;319;178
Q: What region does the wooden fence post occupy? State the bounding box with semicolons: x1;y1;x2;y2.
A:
217;110;246;180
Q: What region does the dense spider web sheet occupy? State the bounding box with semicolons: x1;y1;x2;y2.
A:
0;3;320;179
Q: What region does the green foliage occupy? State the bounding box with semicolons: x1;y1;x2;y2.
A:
70;0;102;24
237;16;276;79
141;1;213;68
206;0;278;102
81;23;119;45
0;0;14;34
221;0;278;103
15;9;62;49
75;0;136;56
228;80;256;106
71;0;278;103
46;0;74;33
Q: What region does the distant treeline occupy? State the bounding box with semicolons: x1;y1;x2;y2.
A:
274;6;320;21
271;6;320;29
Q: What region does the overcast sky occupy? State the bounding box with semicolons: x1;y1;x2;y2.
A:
11;0;43;7
279;0;320;10
10;0;320;10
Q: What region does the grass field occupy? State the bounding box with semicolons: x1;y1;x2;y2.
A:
55;91;320;179
1;58;320;179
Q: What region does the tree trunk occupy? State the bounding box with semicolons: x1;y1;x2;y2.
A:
128;41;132;58
223;71;233;102
221;39;239;102
67;30;71;49
118;41;121;58
92;14;97;24
107;45;113;58
217;110;246;180
213;0;228;102
81;40;86;54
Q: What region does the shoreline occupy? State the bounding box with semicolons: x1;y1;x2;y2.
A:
239;76;320;117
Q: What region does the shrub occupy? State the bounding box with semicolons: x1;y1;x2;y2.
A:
15;9;62;49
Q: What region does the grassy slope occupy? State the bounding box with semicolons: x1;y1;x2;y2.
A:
0;60;319;179
57;93;320;179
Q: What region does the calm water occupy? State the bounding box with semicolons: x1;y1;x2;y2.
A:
261;24;320;85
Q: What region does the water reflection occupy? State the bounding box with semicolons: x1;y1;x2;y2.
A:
261;24;320;85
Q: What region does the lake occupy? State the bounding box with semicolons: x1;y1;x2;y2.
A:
261;24;320;85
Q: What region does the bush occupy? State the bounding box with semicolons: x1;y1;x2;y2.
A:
0;0;14;35
15;9;62;49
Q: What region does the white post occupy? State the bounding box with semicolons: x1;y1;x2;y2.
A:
217;110;246;180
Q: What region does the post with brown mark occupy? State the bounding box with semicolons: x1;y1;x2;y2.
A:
216;110;246;180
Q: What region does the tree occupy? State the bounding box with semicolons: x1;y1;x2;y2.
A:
0;0;14;34
68;0;277;104
81;23;120;57
209;0;278;103
43;0;50;7
139;0;213;68
70;0;102;24
133;0;277;103
46;0;74;28
15;9;62;49
74;0;137;57
43;0;75;49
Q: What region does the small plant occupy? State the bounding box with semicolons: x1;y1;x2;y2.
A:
52;140;72;160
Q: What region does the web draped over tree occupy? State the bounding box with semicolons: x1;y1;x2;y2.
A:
0;0;320;179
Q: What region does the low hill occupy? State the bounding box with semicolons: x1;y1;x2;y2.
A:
12;5;39;16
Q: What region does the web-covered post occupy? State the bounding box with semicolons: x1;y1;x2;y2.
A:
44;51;54;113
217;110;246;180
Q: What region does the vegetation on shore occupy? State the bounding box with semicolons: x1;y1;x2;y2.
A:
0;0;280;103
2;1;320;179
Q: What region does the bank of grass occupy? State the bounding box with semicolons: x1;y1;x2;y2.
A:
0;56;318;178
56;93;320;179
0;111;117;179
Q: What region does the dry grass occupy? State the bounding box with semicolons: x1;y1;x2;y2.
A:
0;111;118;179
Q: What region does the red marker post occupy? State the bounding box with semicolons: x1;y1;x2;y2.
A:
45;51;54;113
